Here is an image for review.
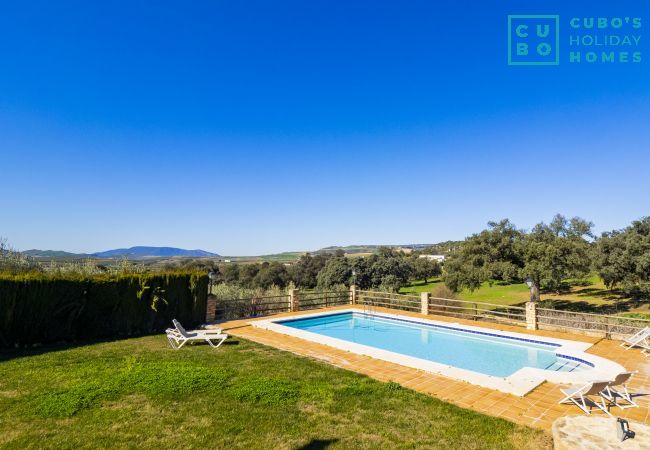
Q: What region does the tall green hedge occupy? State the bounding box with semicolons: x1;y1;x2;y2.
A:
0;272;208;348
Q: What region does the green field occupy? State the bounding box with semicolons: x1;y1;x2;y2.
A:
0;336;549;449
400;275;636;313
400;279;528;305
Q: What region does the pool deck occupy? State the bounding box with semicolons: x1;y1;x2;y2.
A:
214;305;650;431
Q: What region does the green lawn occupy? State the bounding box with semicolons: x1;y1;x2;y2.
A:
400;279;529;306
0;336;550;449
400;275;634;312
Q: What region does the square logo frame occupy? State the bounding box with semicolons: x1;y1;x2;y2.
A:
508;15;560;66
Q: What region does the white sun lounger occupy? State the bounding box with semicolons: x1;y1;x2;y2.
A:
601;372;638;409
166;319;228;350
559;380;612;416
621;327;650;353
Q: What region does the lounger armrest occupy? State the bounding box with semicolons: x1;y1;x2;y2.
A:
166;328;183;338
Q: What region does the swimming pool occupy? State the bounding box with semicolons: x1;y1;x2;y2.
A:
279;312;585;377
252;308;625;396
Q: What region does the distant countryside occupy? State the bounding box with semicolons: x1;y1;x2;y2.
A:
4;214;648;447
3;2;649;447
3;214;650;324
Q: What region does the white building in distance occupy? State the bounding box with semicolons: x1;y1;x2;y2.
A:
419;254;446;262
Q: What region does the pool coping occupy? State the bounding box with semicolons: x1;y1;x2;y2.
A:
251;308;626;396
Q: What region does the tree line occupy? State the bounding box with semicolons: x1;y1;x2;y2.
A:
443;215;650;301
210;214;650;301
208;247;441;291
3;214;648;300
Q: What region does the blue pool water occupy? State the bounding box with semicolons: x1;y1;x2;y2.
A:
278;312;586;377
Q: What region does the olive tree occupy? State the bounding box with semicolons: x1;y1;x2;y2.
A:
443;219;524;292
518;215;594;300
596;217;650;298
443;215;594;301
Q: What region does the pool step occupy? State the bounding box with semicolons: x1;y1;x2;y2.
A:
545;359;585;372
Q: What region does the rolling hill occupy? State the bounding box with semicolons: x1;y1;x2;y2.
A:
22;249;90;258
92;247;219;258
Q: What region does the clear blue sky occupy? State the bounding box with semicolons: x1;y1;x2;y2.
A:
1;0;649;255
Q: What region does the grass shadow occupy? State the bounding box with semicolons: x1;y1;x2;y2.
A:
295;439;339;450
407;279;443;287
0;334;152;363
511;298;647;315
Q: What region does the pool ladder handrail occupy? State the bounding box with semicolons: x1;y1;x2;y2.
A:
355;301;376;328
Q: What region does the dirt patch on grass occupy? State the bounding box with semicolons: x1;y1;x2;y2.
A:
0;390;20;398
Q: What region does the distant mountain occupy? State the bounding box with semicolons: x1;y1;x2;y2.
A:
314;244;434;255
22;249;89;258
92;246;219;258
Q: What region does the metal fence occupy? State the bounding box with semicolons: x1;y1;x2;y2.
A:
299;290;350;311
536;307;650;339
211;287;648;341
213;289;349;321
428;297;527;327
214;294;291;321
357;290;421;313
356;290;527;326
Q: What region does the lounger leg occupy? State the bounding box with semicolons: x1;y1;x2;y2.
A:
206;337;227;348
601;386;614;402
612;386;638;409
595;396;613;417
568;394;591;415
167;335;181;350
622;386;638;407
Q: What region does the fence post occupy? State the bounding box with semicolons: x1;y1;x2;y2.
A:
421;292;430;316
205;295;217;323
350;285;357;305
526;302;538;330
289;289;300;312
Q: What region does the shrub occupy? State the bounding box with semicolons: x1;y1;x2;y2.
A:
0;238;41;274
430;285;458;300
429;285;461;317
210;283;288;320
0;272;208;347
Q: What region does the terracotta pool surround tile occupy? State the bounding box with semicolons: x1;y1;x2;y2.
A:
215;306;650;432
